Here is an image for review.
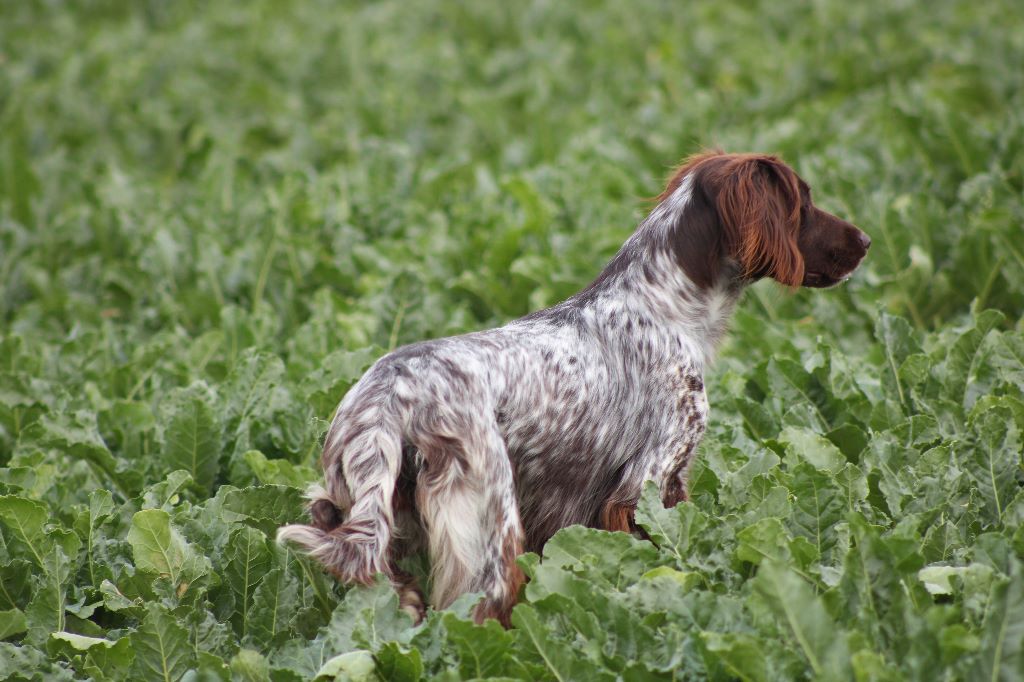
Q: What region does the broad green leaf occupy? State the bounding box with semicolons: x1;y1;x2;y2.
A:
223;526;275;638
511;604;616;682
28;411;143;495
24;531;80;645
221;485;308;537
222;350;287;456
0;495;48;567
374;642;423;682
777;426;847;473
243;450;317;489
127;509;210;596
248;567;298;648
964;401;1021;525
640;566;701;590
750;561;850;680
322;580;414;654
80;489;116;588
140;470;194;511
917;564;994;596
975;562;1024;682
701;631;768;682
48;632;133;679
786;463;845;563
736;517;793;566
162;384;220;492
0;559;34;610
0;640;75;680
315;650;375;681
130;603;195;682
439;613;522;680
635;481;709;565
539;523;664;588
939;308;1004;408
834;514;926;661
875;313;921;415
0;609;26;640
229;648;271;682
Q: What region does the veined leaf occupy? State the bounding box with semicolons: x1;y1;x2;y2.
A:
248;567;298;648
162;384;220;492
975;561;1024;682
785;463;845;563
0;609;27;640
374;642;423;682
635;481;709;565
511;605;616;682
127;509;210;596
701;631;768;682
322;580;414;654
964;401;1021;526
750;561;850;680
223;525;274;638
0;495;49;567
130;603;194;682
48;632;133;679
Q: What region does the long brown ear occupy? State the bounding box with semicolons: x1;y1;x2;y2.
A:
667;172;725;289
713;156;804;287
662;150;728;289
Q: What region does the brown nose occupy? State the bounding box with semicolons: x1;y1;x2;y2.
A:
858;231;871;250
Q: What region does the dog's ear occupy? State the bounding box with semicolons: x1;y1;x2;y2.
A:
668;176;725;290
661;151;732;289
713;156;804;287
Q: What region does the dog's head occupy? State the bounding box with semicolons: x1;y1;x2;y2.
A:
660;152;870;289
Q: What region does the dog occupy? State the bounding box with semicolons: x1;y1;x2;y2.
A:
278;151;870;626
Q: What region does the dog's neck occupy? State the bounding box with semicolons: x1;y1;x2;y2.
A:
564;200;745;365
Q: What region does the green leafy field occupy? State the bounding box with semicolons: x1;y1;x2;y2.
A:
2;0;1023;679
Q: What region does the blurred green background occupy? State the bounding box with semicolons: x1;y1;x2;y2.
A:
3;0;1022;348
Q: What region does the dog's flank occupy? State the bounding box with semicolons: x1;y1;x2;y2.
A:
278;150;870;626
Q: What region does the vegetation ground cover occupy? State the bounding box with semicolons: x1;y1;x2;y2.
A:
1;0;1023;679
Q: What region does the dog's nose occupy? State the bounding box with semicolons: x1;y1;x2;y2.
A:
858;231;872;250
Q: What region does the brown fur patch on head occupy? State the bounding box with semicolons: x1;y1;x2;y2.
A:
661;151;805;288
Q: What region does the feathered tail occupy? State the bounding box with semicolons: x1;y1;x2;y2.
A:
277;396;402;584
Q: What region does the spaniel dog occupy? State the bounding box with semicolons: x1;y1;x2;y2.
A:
279;151;871;626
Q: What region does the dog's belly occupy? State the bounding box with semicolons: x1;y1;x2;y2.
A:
501;397;660;552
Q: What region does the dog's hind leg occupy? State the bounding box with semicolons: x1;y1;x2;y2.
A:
414;420;524;627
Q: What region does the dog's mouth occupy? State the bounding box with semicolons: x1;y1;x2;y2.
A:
802;270;851;288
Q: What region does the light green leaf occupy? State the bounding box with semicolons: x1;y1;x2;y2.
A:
127;509;210;596
964;401;1021;525
224;526;274;638
0;495;48;567
130;603;195;682
0;609;26;640
315;650;375;681
736;517;792;566
701;631;768;682
635;481;709;564
374;642;423;682
750;561;850;680
511;605;616;682
248;567;298;648
975;562;1024;682
162;384;220;492
230;648;271;682
777;426;847;473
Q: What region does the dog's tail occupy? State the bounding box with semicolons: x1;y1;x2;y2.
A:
277;391;402;585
